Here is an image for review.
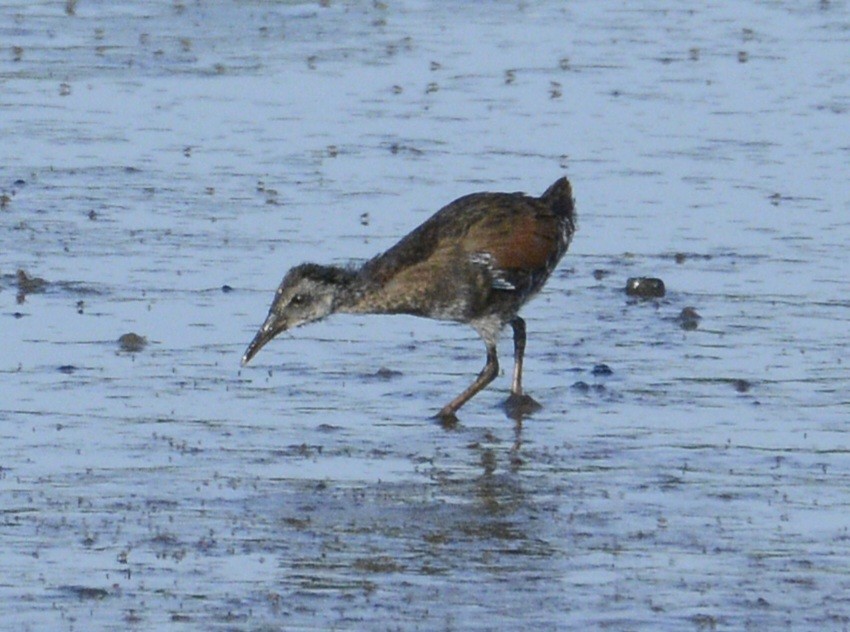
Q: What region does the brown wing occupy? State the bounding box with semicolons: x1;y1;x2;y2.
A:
464;206;561;276
352;186;569;317
359;192;520;285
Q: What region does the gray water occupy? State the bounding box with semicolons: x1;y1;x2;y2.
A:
2;1;849;630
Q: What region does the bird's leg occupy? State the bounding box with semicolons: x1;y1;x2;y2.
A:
436;342;499;422
504;316;541;421
510;316;526;396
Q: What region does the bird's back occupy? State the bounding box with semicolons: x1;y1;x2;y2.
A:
352;178;575;323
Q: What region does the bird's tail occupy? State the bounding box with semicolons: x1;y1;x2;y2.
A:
540;177;575;224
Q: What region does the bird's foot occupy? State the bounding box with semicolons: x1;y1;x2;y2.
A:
503;392;542;421
434;408;460;430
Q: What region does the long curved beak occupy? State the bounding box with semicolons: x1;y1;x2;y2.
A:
241;313;285;366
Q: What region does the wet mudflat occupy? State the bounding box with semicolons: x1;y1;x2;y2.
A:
3;1;850;630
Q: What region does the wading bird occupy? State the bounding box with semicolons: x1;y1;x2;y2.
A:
242;177;575;422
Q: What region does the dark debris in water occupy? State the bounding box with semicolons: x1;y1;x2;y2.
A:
16;269;47;298
58;585;110;601
353;556;404;574
370;366;403;380
684;377;755;394
733;379;752;393
7;269;104;304
270;443;324;458
673;252;715;264
571;381;606;394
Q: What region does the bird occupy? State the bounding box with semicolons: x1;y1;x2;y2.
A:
241;176;576;422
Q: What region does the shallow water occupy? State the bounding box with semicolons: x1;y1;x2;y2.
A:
2;1;850;630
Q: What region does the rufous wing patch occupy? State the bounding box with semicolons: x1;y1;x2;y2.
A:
465;212;559;274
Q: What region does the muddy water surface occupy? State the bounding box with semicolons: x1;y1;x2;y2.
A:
2;1;850;630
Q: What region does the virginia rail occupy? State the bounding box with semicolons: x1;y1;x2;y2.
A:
241;176;576;422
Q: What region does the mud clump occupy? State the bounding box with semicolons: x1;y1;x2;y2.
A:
676;307;702;330
118;333;147;353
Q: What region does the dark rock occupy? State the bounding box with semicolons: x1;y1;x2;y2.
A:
626;277;665;298
16;269;48;303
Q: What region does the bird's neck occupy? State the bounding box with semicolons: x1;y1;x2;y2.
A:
322;263;395;316
320;265;369;313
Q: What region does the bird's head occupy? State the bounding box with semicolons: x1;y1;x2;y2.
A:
241;264;353;365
